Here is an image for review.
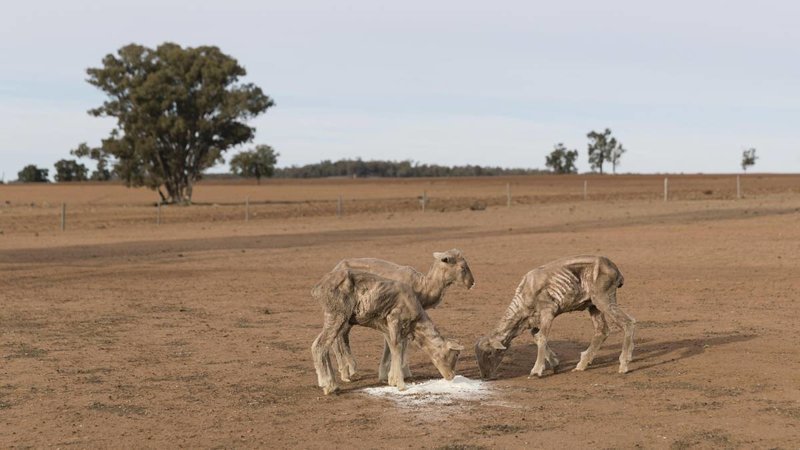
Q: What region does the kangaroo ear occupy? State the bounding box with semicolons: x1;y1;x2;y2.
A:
490;339;507;350
335;270;354;292
433;252;453;264
446;340;465;351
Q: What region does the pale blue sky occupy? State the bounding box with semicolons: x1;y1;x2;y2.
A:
1;0;799;179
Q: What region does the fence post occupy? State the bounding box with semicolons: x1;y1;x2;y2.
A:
245;196;250;222
422;190;427;212
337;195;343;217
736;175;741;199
583;180;588;201
157;200;161;225
664;177;669;202
60;202;66;231
506;183;511;208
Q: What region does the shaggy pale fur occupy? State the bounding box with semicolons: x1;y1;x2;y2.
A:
475;255;635;379
330;249;474;382
311;268;464;395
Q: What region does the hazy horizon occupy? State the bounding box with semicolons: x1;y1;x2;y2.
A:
2;0;799;180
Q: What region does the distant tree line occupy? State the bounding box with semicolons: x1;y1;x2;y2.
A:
273;159;546;178
16;157;113;183
12;40;761;187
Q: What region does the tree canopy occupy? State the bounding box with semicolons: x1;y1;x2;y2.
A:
544;143;579;174
71;143;112;180
54;159;89;182
587;128;626;174
17;165;49;183
609;144;626;174
229;145;279;183
78;42;274;203
741;148;757;172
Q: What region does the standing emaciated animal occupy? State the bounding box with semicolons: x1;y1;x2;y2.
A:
331;249;474;383
475;255;635;379
311;268;464;395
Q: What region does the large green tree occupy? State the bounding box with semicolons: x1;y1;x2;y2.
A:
17;165;49;182
54;159;89;182
587;128;625;174
78;43;274;203
544;143;579;174
229;145;279;184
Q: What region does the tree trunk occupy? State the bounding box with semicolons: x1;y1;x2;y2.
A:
186;179;194;204
163;177;187;205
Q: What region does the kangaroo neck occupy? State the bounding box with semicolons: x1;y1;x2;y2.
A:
492;293;530;347
414;263;451;309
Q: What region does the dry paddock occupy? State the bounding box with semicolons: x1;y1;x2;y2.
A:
1;175;799;448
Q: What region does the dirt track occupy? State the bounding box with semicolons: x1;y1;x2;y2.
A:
1;177;800;448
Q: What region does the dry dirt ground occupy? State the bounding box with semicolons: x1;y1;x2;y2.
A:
1;175;799;448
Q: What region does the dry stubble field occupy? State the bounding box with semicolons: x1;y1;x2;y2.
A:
1;174;799;448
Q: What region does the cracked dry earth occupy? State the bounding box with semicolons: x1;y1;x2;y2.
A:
1;181;799;448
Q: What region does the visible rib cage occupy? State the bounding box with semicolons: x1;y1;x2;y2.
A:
506;278;527;320
545;268;581;309
311;268;464;395
475;255;636;379
581;268;596;293
330;249;474;383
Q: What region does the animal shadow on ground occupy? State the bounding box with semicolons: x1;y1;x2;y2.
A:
468;332;756;380
332;332;757;392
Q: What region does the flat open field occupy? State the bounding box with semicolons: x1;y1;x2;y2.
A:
2;174;799;235
1;175;799;448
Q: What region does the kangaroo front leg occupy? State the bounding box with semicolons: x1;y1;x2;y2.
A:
400;338;412;379
594;291;636;374
333;324;357;382
378;339;391;383
574;306;610;372
332;338;347;380
530;311;554;378
530;329;559;372
608;304;635;373
385;321;406;390
540;334;560;371
311;312;348;395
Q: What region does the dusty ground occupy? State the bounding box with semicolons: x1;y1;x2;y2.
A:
1;175;799;448
2;174;798;235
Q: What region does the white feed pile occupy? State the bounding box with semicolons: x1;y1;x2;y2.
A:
361;376;489;405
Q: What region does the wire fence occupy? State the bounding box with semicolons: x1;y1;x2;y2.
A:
2;174;799;234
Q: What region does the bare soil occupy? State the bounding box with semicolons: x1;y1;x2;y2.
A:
1;175;799;448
